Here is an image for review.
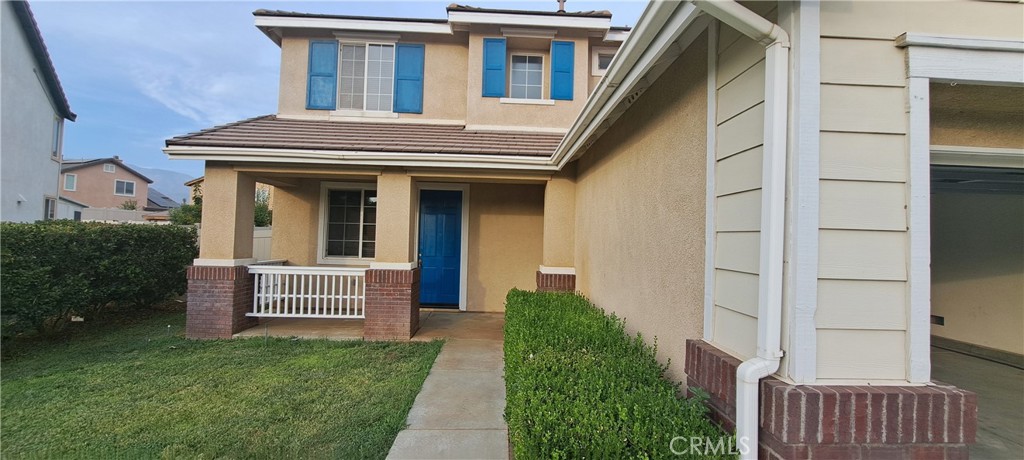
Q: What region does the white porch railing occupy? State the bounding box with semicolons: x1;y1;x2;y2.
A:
248;265;367;319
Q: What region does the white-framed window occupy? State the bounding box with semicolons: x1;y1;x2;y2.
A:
114;180;135;197
318;182;377;262
44;197;56;220
64;174;77;191
338;43;395;112
51;116;62;158
509;54;543;100
103;164;115;173
591;47;617;76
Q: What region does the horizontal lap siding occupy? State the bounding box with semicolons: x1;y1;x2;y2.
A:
816;8;915;381
710;9;773;360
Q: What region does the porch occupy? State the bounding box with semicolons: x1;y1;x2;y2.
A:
234;309;505;342
184;163;579;340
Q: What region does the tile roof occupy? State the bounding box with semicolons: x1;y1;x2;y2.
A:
165;116;564;157
9;1;75;121
61;157;154;183
446;4;612;18
252;9;448;24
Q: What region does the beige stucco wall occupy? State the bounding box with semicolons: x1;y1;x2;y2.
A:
816;0;1024;382
465;27;589;130
198;163;254;260
931;190;1024;356
542;166;576;267
269;179;320;265
277;33;468;122
572;33;708;382
467;183;544;312
930;83;1024;149
61;163;149;209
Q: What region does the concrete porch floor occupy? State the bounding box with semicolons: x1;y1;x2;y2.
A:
233;309;504;341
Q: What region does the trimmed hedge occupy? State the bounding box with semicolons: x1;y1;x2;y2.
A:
0;221;198;335
504;289;730;459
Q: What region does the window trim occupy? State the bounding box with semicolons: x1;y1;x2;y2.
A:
114;179;136;197
44;197;56;220
333;40;397;115
64;173;77;191
508;52;545;100
103;164;116;173
317;181;378;266
51;116;62;159
591;47;618;76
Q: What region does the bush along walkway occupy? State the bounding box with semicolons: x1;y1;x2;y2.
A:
504;290;731;459
387;315;508;460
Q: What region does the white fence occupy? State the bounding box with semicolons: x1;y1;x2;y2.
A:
248;265;367;319
194;226;273;261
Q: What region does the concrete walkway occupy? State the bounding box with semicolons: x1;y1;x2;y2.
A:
387;312;508;459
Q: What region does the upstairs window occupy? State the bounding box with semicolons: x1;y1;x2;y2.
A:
510;55;543;100
103;164;115;173
307;41;423;114
339;43;395;112
114;180;135;197
592;47;617;76
64;174;77;191
51;117;62;158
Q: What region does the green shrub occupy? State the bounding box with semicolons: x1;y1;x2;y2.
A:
0;221;198;336
504;289;731;459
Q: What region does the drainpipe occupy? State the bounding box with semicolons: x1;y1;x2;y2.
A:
690;2;790;459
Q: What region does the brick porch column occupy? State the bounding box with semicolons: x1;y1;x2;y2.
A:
538;166;577;292
684;340;977;459
186;164;257;339
364;170;420;340
364;268;421;340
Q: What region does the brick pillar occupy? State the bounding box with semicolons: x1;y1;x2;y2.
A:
536;271;576;292
186;265;257;339
364;268;420;340
684;340;977;459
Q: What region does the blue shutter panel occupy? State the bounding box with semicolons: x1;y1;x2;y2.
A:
550;41;574;101
394;44;425;114
482;38;506;97
306;40;338;110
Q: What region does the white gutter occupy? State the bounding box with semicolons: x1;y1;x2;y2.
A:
691;2;790;459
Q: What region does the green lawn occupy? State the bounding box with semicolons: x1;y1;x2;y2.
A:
1;309;443;459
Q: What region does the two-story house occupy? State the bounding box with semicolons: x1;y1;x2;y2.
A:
165;4;628;339
61;157;154;210
1;0;76;222
167;2;1023;457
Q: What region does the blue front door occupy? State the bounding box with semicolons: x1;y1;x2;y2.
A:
418;190;462;306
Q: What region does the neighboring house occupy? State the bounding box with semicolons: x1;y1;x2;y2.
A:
60;157;153;209
0;0;76;222
145;188;180;211
55;196;87;221
165;2;1023;458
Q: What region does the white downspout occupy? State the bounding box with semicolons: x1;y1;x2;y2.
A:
691;2;790;459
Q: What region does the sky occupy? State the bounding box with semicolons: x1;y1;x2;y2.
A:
31;0;647;180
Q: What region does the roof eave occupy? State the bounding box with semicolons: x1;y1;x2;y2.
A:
10;1;75;121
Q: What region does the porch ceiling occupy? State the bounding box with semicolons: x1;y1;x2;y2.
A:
165;115;564;157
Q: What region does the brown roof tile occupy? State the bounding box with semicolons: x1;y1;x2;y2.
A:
165;115;564;157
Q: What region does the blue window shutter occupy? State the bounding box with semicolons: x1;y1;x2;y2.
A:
306;40;338;110
550;41;574;101
394;44;425;114
482;38;506;97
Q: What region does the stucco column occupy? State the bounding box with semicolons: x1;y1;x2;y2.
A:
365;169;420;340
538;166;577;292
186;163;257;339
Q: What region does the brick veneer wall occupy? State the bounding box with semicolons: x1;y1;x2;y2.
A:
364;268;420;340
684;340;976;459
536;271;576;292
186;265;257;339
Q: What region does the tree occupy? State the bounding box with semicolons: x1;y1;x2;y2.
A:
254;188;273;227
119;199;138;210
170;183;271;227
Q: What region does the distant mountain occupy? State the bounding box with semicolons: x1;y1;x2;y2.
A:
128;165;195;205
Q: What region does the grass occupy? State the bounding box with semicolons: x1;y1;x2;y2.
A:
1;308;443;459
